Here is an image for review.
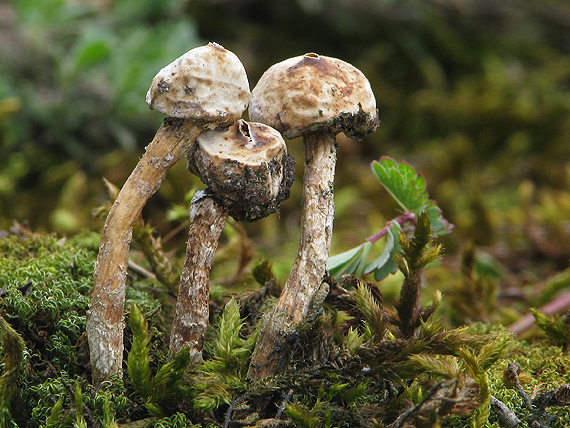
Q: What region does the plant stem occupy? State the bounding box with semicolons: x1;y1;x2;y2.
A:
509;288;570;335
169;194;228;362
88;118;201;384
247;131;337;379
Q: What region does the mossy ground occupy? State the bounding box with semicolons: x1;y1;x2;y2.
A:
0;226;568;427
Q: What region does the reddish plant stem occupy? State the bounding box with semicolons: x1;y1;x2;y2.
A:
509;289;570;335
88;118;201;383
169;195;228;362
247;131;337;379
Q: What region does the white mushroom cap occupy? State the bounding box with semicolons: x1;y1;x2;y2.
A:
188;119;295;222
146;42;251;127
249;53;378;139
196;120;286;167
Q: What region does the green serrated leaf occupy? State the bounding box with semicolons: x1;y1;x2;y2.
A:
327;244;368;277
372;157;428;212
356;241;372;277
340;254;367;277
373;258;399;281
399;161;416;181
379;156;397;170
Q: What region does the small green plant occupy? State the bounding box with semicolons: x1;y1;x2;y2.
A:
31;376;129;428
153;412;200;428
394;211;443;337
328;156;452;281
190;299;254;415
44;396;65;428
285;383;348;428
531;309;570;349
127;304;191;417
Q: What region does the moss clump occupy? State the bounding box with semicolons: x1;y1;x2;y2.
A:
1;227;569;427
487;339;570;427
0;229;163;426
0;230;97;380
0;314;25;427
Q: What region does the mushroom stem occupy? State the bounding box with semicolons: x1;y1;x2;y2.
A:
248;131;337;379
169;194;228;362
88;118;201;383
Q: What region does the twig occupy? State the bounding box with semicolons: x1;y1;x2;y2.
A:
387;380;456;428
276;388;295;419
162;218;190;244
128;260;156;280
506;363;533;410
505;363;566;428
223;394;248;428
509;289;570;335
490;395;522;428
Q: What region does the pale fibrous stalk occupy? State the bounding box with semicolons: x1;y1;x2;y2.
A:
248;131;337;378
88;118;201;384
169;120;294;364
169;195;228;362
246;53;378;378
88;42;251;384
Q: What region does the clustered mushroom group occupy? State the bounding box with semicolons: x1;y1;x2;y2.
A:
87;43;378;384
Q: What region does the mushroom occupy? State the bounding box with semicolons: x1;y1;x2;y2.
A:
87;43;250;383
247;53;379;379
169;119;294;364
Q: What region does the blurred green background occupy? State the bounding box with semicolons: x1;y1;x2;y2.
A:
2;0;570;295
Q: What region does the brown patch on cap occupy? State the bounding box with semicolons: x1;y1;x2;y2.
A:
146;43;251;126
250;53;378;139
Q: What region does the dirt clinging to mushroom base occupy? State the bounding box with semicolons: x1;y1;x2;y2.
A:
187;143;295;223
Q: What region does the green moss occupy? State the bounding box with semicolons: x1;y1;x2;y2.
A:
487;341;570;427
0;231;96;378
2;229;568;427
0;230;167;426
153;413;201;428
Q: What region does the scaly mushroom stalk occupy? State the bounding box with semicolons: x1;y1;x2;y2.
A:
247;53;379;379
169;192;228;362
169;120;294;363
88;43;250;383
88;119;200;382
270;131;337;322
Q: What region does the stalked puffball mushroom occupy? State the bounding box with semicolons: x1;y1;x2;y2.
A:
87;43;250;384
169;119;294;363
247;53;379;379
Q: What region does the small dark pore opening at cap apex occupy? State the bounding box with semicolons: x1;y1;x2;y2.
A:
240;121;250;138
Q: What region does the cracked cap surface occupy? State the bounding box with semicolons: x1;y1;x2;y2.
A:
249;53;378;139
146;42;251;127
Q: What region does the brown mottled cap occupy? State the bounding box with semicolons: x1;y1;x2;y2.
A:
146;42;251;128
188;120;295;222
249;53;379;139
